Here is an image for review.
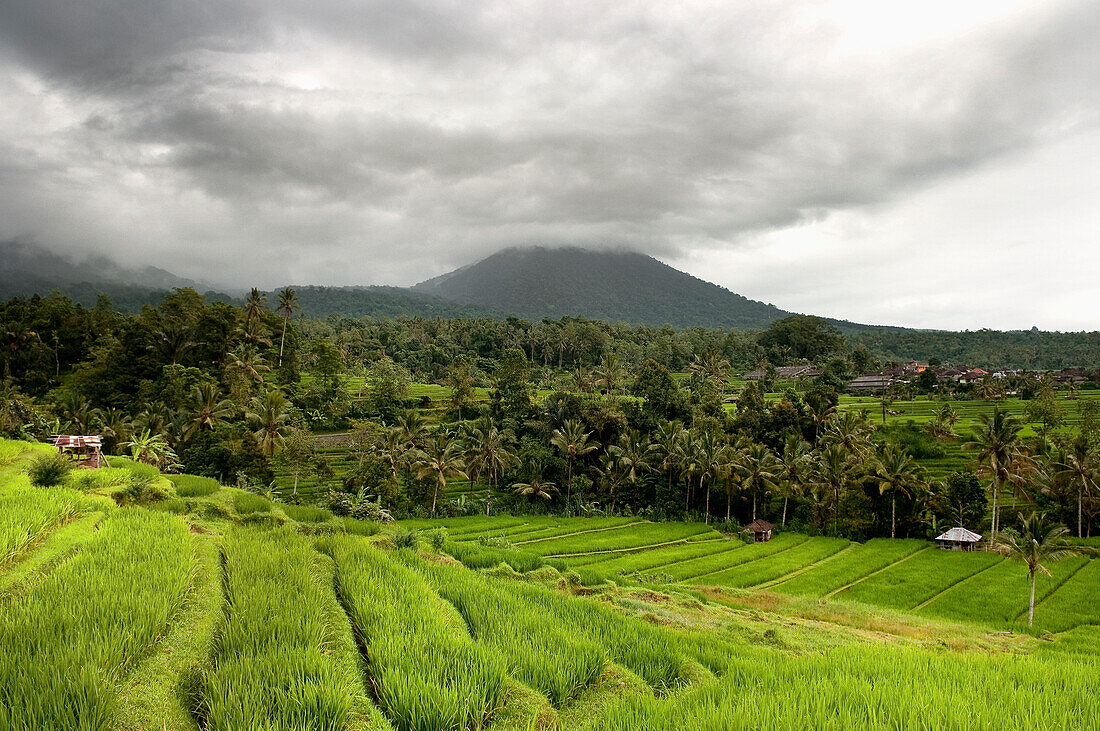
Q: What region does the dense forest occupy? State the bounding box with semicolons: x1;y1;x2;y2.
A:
2;289;1098;540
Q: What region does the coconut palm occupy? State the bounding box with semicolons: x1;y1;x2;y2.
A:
778;436;812;527
512;475;558;501
243;287;267;329
651;420;686;496
275;287;300;367
695;429;727;525
467;419;519;515
98;407;133;455
677;430;701;515
965;407;1024;539
608;430;651;511
737;441;780;522
396;412;428;451
1056;441;1099;538
593;353;627;396
412;436;468;515
591;453;625;512
246;389;290;457
550;419;598;503
992;512;1079;627
822;411;874;459
184;384;234;441
871;444;924;538
812;444;854;534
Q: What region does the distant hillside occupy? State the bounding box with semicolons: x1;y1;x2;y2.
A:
290;286;500;320
415;247;813;330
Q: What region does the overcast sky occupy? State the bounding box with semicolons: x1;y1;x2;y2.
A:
1;0;1097;330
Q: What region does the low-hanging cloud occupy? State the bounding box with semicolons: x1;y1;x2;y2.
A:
0;0;1097;327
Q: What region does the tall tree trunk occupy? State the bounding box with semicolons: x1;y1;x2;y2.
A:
431;481;440;515
891;494;896;539
486;478;491;516
704;478;711;524
566;459;573;504
1079;487;1083;539
782;496;788;527
1027;569;1037;627
293;472;298;497
752;492;757;521
726;491;731;521
685;477;690;516
991;475;1000;540
279;315;289;366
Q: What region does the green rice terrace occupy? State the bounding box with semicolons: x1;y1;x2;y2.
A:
2;436;1099;731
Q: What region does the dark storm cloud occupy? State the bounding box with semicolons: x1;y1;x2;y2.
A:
0;0;1097;325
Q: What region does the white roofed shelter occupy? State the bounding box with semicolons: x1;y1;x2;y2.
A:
935;526;982;551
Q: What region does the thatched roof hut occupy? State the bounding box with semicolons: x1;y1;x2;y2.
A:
934;526;982;551
743;519;775;543
50;435;105;469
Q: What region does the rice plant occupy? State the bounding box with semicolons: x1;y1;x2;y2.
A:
660;533;807;581
319;535;507;731
774;539;928;596
409;556;605;706
0;487;78;566
202;526;356;731
525;522;716;557
169;474;222;498
840;548;1003;610
0;509;192;730
705;537;851;588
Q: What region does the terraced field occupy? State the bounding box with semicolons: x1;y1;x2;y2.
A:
4;435;1100;731
402;515;1100;633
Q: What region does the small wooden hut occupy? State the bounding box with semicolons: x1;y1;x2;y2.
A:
50;435;105;469
934;526;982;551
743;519;774;543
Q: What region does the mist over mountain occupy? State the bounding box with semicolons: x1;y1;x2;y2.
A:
414;247;853;330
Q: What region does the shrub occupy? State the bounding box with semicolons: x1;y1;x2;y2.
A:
350;499;393;523
117;474;174;506
423;527;449;552
392;529;419;550
27;452;74;488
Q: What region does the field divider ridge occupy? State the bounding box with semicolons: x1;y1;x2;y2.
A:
1013;557;1091;623
826;545;931;598
516;520;646;546
545;534;709;559
680;536;811;582
911;556;1006;611
758;543;857;590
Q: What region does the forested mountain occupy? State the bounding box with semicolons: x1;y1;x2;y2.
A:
414;246;811;330
290;286;501;320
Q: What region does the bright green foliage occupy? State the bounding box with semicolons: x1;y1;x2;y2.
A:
0;486;78;565
1033;559;1100;631
169;474;221;497
840;549;1002;610
524;522;716;557
575;538;733;575
231;491;271;515
26;451;74;487
282;504;333;523
774;539;927;596
921;556;1090;627
319;536;506;731
203;527;356;731
444;540;544;573
0;509;191;730
705;537;851;588
660;533;806;581
584;645;1100;730
409;557;604;706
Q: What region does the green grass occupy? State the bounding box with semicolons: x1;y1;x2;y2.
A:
1032;559;1100;632
839;549;1003;610
230;491;272;515
663;533;807;581
169;474;222;498
319;536;507;731
772;539;928;596
202;527;358;731
523;522;717;557
0;509;192;730
282;504;334;523
704;537;852;588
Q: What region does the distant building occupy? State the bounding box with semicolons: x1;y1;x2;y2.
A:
743;519;775;543
934;526;982;551
742;364;822;380
846;374;894;393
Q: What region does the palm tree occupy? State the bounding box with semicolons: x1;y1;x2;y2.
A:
98;407;133;455
243;287;267;330
246;389;290;457
1056;442;1099;538
184;384;234;441
651;420;686;496
695;429;727;525
550;419;598;503
965;407;1024;539
412;436;468;515
376;426;406;482
871;444;924;538
467;419;519;515
594;353;627;396
737;442;780;522
822;411;873;459
992;512;1078;627
812;444;853;534
513;475;558;501
608;430;651;511
591;453;625;512
275;287;300;367
778;436;811;527
677;430;701;516
396;412;428;451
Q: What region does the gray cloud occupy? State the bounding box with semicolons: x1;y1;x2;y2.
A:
0;0;1097;326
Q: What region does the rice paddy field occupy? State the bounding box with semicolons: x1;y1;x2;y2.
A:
3;436;1100;730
